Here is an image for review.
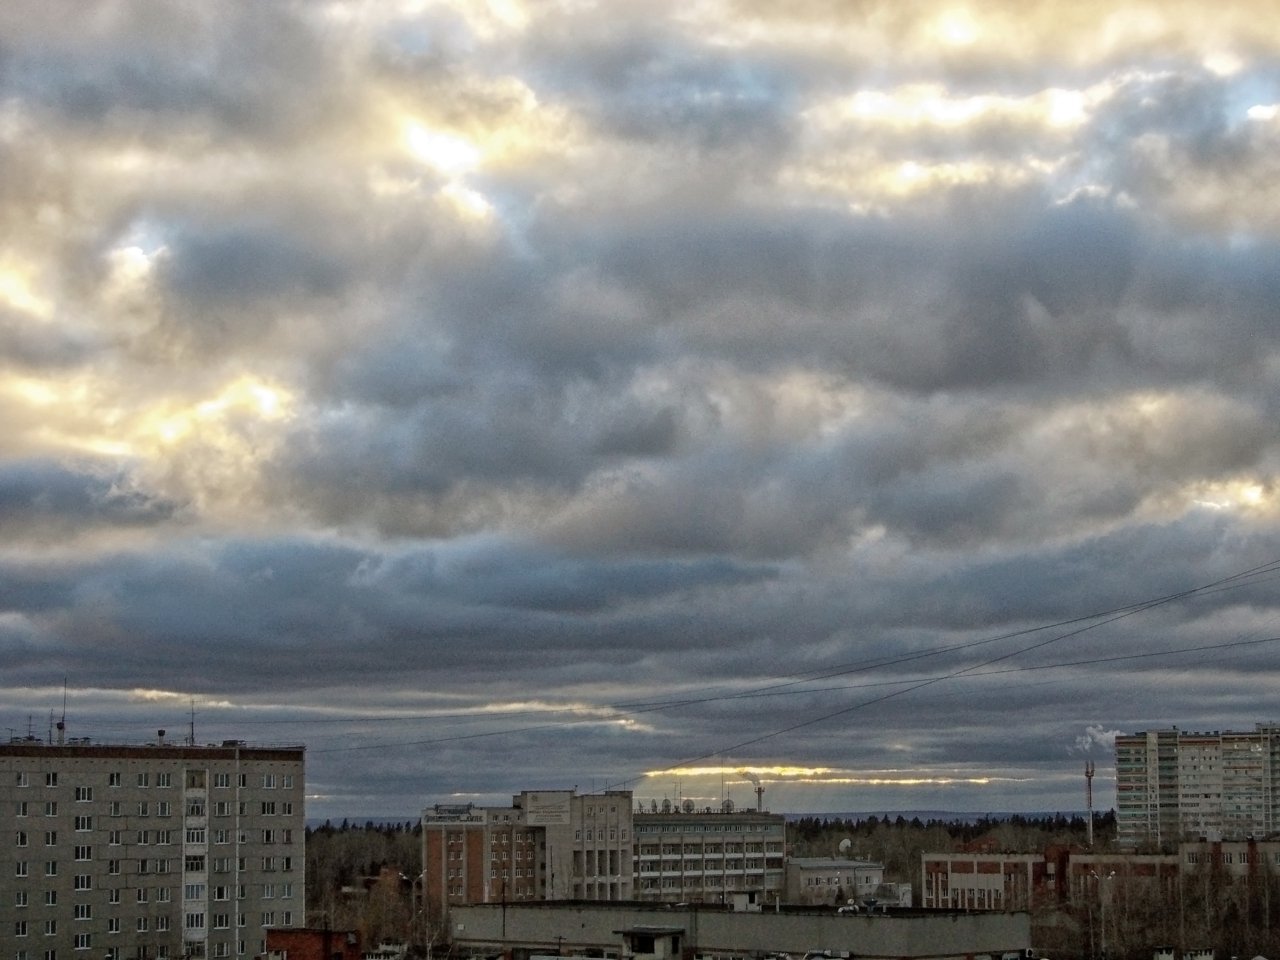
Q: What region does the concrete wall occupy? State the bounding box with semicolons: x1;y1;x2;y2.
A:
448;902;1031;959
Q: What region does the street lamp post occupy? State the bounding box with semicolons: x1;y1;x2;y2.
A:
1091;870;1116;960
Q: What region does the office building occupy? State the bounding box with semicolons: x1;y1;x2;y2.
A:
1115;724;1280;845
1;733;305;960
632;802;786;903
422;789;633;919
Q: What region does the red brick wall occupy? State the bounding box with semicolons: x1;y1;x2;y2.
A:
266;928;362;960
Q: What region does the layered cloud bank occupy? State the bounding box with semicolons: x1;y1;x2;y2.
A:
2;1;1279;817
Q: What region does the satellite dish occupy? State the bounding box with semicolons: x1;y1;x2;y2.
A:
838;838;852;855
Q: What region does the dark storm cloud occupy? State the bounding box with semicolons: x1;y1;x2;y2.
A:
159;223;348;311
0;459;176;537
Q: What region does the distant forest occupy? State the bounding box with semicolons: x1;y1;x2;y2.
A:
788;811;1111;878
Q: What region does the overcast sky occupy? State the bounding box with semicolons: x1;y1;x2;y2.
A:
3;0;1280;821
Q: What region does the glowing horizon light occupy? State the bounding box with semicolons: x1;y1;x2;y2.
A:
1247;104;1278;121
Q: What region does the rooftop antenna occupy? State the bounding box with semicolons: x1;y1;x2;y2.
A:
1085;760;1096;847
189;699;196;747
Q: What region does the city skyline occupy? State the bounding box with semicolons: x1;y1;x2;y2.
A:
2;1;1280;821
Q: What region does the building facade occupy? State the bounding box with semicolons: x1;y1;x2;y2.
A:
421;789;634;919
1115;724;1280;846
784;856;884;906
1;735;305;960
633;805;786;904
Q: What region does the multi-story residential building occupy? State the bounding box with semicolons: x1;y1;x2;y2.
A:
632;803;786;904
1115;724;1280;846
421;789;633;920
1;733;305;960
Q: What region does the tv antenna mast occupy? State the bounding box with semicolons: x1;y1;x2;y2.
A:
1085;761;1096;847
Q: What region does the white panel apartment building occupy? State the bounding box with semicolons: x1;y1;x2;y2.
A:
1115;724;1280;846
632;805;787;904
1;735;305;960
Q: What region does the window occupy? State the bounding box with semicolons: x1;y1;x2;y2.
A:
43;802;57;816
16;800;28;816
73;875;90;891
16;771;29;787
213;801;231;817
186;828;206;844
156;916;170;932
137;830;151;845
108;860;120;875
262;829;275;844
136;773;149;788
184;883;206;900
108;830;121;845
237;774;247;788
262;911;276;926
43;861;56;877
74;786;92;802
282;774;293;788
44;891;56;906
43;919;56;935
213;913;230;929
157;887;171;902
108;802;121;817
281;801;293;816
185;913;205;931
136;917;149;933
108;917;120;933
16;890;28;907
137;888;149;903
156;801;172;817
108;889;120;905
43;831;56;846
186;800;204;817
214;884;230;900
262;774;276;789
214;829;229;844
108;772;121;787
15;919;28;936
73;933;90;950
73;816;91;832
156;772;172;788
73;903;90;920
185;854;206;873
16;830;28;846
74;846;91;861
262;883;274;899
137;802;149;817
44;773;57;787
213;773;230;789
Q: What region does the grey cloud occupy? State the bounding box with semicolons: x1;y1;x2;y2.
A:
0;460;177;538
0;2;343;144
